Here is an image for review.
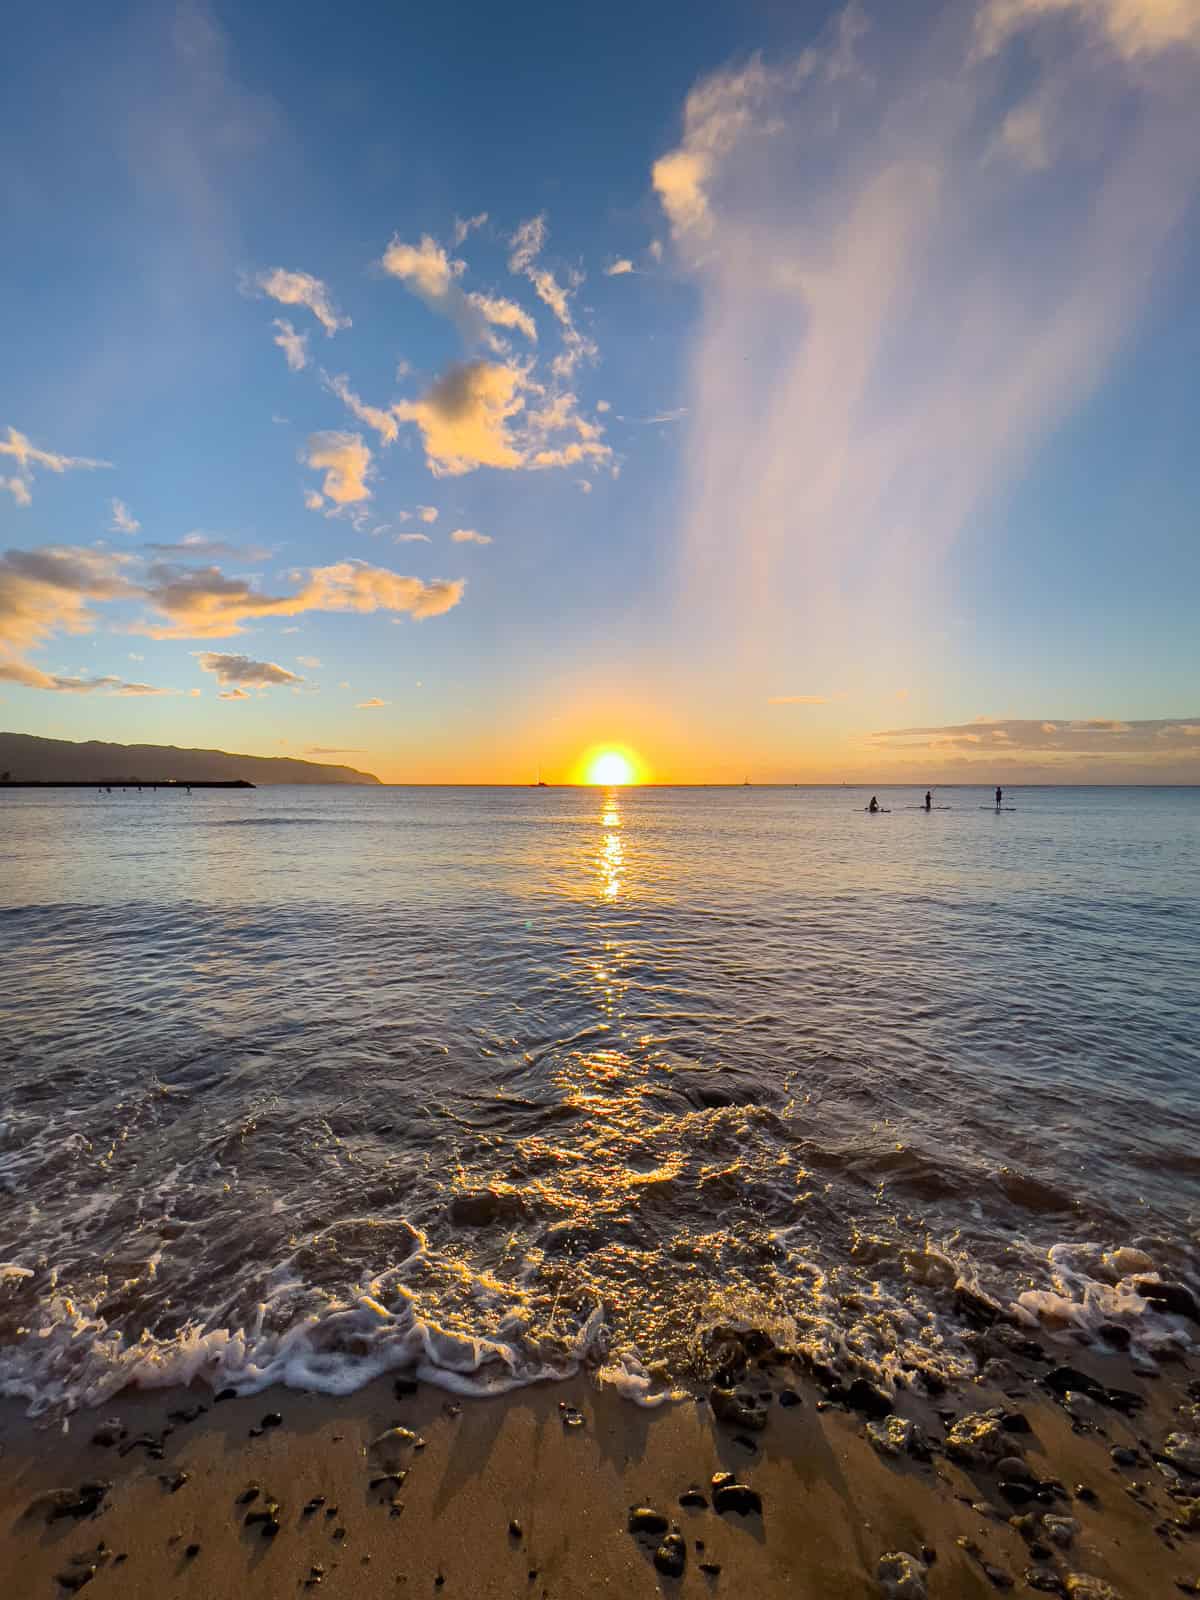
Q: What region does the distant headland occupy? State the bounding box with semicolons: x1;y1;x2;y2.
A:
0;732;381;787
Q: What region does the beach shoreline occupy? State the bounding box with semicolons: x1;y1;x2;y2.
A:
3;1335;1196;1598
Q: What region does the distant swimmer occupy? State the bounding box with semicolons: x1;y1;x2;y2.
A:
924;790;932;812
868;796;880;813
995;785;1003;808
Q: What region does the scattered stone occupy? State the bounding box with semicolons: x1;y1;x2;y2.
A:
733;1432;759;1452
982;1563;1013;1589
167;1404;207;1424
238;1485;261;1504
1110;1446;1138;1467
1044;1516;1079;1549
214;1387;238;1402
118;1433;164;1459
999;1480;1036;1506
28;1483;110;1524
679;1489;707;1509
711;1472;735;1491
245;1500;281;1528
997;1456;1033;1480
561;1406;585;1429
654;1532;687;1577
1134;1280;1200;1322
185;1543;200;1559
945;1413;1008;1467
1163;1435;1200;1475
1096;1323;1132;1351
370;1473;407;1491
713;1483;762;1516
508;1519;523;1538
1001;1411;1032;1434
778;1388;801;1408
333;1526;346;1541
325;1506;339;1518
1024;1574;1066;1595
303;1496;326;1515
848;1378;893;1420
1063;1577;1122;1599
709;1387;768;1431
1174;1499;1200;1530
394;1376;419;1397
90;1420;125;1448
699;1561;722;1575
261;1411;283;1429
159;1471;189;1493
867;1416;916;1458
876;1550;928;1599
629;1507;670;1535
55;1567;97;1593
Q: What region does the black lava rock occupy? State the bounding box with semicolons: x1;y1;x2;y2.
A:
713;1483;762;1516
90;1422;125;1448
303;1496;325;1515
394;1377;419;1398
1111;1446;1139;1467
159;1472;189;1493
509;1519;523;1539
709;1386;768;1431
678;1490;707;1509
237;1486;262;1505
778;1388;801;1408
1134;1279;1199;1321
55;1567;97;1593
185;1543;200;1559
168;1404;207;1424
1001;1411;1032;1434
1043;1367;1106;1402
261;1412;283;1429
214;1387;238;1402
846;1378;893;1419
998;1480;1036;1506
710;1472;735;1491
31;1483;111;1524
700;1562;722;1576
628;1507;669;1535
654;1533;687;1577
1074;1485;1098;1503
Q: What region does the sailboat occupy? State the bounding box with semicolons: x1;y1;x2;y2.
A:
531;767;547;788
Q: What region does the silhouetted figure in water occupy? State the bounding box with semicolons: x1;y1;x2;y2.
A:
995;785;1003;808
924;790;932;811
868;796;879;813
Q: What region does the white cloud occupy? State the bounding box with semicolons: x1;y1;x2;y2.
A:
417;505;438;523
296;654;321;668
576;478;593;494
381;232;534;348
256;267;349;335
304;431;373;504
304;489;324;511
0;427;110;506
110;498;141;534
507;215;596;376
450;528;493;545
272;318;309;371
394;532;431;543
978;0;1200;62
605;259;635;276
196;652;303;687
452;212;489;246
596;400;611;412
393;360;527;475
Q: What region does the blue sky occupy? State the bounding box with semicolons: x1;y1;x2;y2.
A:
2;0;1198;781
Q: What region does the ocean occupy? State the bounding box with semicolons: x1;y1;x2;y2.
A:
1;783;1197;1414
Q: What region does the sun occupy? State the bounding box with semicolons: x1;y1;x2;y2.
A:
580;746;643;785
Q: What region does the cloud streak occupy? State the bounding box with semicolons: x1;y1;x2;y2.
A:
655;2;1200;682
0;427;110;506
256;267;349;335
196;652;303;688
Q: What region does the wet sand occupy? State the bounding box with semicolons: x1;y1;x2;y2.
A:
2;1338;1197;1598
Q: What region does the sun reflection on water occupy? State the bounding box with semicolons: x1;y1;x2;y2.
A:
597;789;624;901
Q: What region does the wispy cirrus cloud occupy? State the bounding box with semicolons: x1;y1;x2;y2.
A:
655;1;1200;684
381;233;536;347
272;318;309;371
0;427;110;507
109;498;140;534
255;267;349;335
508;215;595;376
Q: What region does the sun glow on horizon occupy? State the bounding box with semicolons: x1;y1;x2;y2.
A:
579;745;644;785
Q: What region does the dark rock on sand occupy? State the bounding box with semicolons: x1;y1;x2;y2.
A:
1096;1323;1132;1351
1134;1280;1199;1321
1110;1446;1139;1467
394;1377;419;1398
709;1386;768;1430
1024;1574;1066;1594
55;1567;97;1592
628;1507;670;1535
679;1490;707;1508
982;1563;1014;1589
303;1496;326;1515
847;1378;893;1419
713;1483;762;1516
28;1483;111;1524
711;1472;735;1491
90;1421;125;1448
779;1388;801;1407
654;1532;687;1577
185;1543;200;1559
167;1404;207;1424
509;1519;523;1538
1001;1411;1032;1434
1074;1485;1098;1503
159;1471;189;1493
999;1480;1037;1505
449;1189;527;1227
214;1387;238;1402
261;1411;283;1428
238;1485;261;1504
700;1561;722;1575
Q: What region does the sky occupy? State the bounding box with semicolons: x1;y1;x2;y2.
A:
2;0;1198;784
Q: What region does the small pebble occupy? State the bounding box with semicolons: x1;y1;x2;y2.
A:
185;1543;200;1559
262;1412;283;1429
237;1485;261;1505
304;1496;327;1515
700;1561;722;1575
508;1519;523;1539
679;1489;707;1508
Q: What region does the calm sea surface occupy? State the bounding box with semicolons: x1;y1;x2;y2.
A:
1;784;1197;1412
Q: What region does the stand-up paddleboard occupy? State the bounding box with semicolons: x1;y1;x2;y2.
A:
864;808;892;814
980;806;1017;811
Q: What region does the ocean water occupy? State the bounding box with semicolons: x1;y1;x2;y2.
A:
1;783;1197;1414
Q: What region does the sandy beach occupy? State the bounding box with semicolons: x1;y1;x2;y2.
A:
3;1332;1197;1598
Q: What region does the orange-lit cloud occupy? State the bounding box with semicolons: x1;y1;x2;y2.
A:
256;267;349;335
450;528;492;545
273;318;309;371
393;360;527;475
357;696;387;709
196;652;303;688
303;431;374;505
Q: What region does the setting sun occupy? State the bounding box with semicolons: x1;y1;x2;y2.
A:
581;747;642;786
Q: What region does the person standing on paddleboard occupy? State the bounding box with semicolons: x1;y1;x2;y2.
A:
924;790;932;811
869;796;879;813
995;785;1003;808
